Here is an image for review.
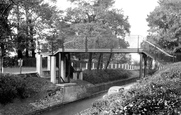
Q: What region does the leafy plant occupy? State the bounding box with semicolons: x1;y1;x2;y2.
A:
79;62;181;115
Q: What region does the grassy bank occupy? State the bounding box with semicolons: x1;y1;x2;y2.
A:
0;68;133;115
78;62;181;115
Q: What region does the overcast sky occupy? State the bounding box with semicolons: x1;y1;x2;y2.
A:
116;0;159;37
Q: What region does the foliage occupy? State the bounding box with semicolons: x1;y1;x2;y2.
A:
65;0;130;49
64;0;130;70
83;69;131;84
147;68;157;75
0;0;13;57
80;62;181;115
6;0;62;58
147;0;181;53
0;73;55;105
2;57;47;67
0;74;26;104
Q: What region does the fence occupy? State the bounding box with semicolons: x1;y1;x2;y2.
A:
142;40;175;64
71;61;139;71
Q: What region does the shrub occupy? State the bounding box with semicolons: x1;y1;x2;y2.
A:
0;74;26;104
83;69;131;84
147;68;157;75
0;73;56;105
92;99;109;113
23;76;56;98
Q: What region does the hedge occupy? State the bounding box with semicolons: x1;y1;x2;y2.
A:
78;62;181;115
0;74;26;104
83;69;132;84
3;57;47;68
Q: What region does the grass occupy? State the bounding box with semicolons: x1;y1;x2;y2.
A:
3;67;47;74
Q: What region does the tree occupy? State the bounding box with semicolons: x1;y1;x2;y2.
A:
8;0;60;58
0;0;14;57
65;0;130;70
147;0;181;53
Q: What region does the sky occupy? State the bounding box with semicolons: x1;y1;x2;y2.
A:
115;0;159;37
51;0;159;61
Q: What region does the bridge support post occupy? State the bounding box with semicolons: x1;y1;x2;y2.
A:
59;53;66;82
50;55;56;84
63;54;66;82
47;56;51;70
36;52;42;77
92;63;95;69
139;53;143;78
67;53;71;83
58;53;61;82
143;54;147;77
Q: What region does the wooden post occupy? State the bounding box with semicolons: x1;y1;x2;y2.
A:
50;55;56;84
103;63;105;69
115;64;118;69
73;72;77;80
111;63;113;69
86;63;88;69
79;71;83;80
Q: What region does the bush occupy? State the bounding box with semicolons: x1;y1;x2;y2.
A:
0;73;56;105
83;69;131;84
0;74;26;104
23;76;55;98
147;68;157;75
92;99;109;112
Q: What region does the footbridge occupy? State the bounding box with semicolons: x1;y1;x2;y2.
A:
35;40;175;84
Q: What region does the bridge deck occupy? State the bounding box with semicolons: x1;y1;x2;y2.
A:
55;48;143;54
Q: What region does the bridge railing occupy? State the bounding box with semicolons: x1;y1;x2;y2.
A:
141;40;175;64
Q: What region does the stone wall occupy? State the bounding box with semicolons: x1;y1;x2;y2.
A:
58;77;139;104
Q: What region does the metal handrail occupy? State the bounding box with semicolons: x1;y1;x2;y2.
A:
143;40;175;57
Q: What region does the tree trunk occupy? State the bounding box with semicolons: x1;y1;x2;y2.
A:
88;53;92;70
100;53;104;69
17;49;23;59
25;8;29;58
29;19;35;58
16;5;23;59
16;5;20;32
16;4;21;58
32;49;35;58
97;53;103;70
25;48;29;58
105;53;112;70
85;36;88;52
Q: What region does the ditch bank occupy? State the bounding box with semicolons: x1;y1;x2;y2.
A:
27;76;139;115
